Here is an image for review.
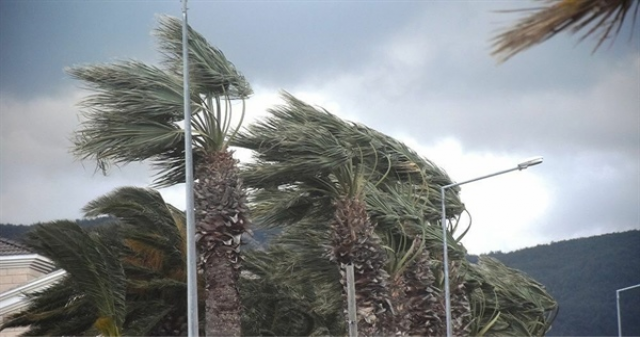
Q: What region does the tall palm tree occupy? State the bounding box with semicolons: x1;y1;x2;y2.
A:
234;92;557;336
67;16;252;336
235;94;393;336
0;187;192;337
234;92;471;336
492;0;640;62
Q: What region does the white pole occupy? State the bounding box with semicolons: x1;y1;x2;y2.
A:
346;263;358;337
440;157;543;337
616;283;640;337
617;289;622;337
182;0;199;336
441;186;452;337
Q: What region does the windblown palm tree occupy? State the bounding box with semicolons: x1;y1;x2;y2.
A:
492;0;640;62
67;16;252;336
0;187;190;336
0;222;126;337
235;94;393;336
234;92;472;336
234;92;557;337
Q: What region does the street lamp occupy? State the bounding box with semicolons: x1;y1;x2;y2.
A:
617;283;640;337
440;156;543;337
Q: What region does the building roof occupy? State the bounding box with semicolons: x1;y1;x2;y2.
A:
0;237;33;256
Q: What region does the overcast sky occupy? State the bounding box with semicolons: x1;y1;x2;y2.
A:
1;0;638;254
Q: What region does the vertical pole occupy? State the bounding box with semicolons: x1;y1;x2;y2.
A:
441;186;452;337
616;290;621;337
182;0;199;337
346;263;358;337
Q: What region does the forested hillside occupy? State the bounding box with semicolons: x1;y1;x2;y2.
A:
491;230;640;337
0;218;112;242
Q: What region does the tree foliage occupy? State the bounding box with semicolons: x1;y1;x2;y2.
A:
233;92;558;336
0;187;191;337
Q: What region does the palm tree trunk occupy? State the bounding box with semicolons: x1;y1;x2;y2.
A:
194;150;248;337
396;244;471;337
330;197;392;336
399;246;444;336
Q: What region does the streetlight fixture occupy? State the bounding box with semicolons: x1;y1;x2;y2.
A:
617;283;640;337
440;156;543;337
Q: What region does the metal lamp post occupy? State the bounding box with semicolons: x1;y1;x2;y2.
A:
182;0;199;336
440;156;544;337
617;283;640;337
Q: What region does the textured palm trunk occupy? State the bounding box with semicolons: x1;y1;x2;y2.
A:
194;151;248;337
391;241;471;337
400;246;444;336
330;197;392;337
447;259;471;337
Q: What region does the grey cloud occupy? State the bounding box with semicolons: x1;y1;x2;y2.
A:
535;151;639;242
0;90;155;224
0;0;637;251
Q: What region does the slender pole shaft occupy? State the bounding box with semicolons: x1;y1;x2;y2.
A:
346;263;358;337
440;164;530;337
441;187;452;337
616;283;640;337
182;0;199;336
617;290;622;337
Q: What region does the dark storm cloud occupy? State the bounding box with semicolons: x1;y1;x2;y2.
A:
260;2;639;247
186;1;427;88
0;1;174;96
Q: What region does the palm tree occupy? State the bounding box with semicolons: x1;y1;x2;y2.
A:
234;92;472;336
234;92;557;336
0;187;192;337
67;16;252;336
235;94;393;336
0;222;126;337
492;0;640;62
82;187;194;336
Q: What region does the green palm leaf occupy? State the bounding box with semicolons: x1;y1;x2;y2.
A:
24;221;127;336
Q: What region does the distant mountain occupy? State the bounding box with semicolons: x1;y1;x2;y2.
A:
0;218;275;249
490;230;640;337
0;217;113;242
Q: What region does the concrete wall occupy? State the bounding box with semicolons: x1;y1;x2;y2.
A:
0;256;57;337
0;267;46;294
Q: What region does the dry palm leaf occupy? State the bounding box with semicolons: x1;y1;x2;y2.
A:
492;0;640;62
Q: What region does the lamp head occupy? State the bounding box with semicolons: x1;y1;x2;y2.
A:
518;156;543;170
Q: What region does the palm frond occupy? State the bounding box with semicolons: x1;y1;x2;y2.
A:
123;301;174;337
154;15;252;99
82;187;184;272
492;0;640;62
68;61;187;174
24;221;127;336
465;256;558;336
69;16;252;189
0;277;95;336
